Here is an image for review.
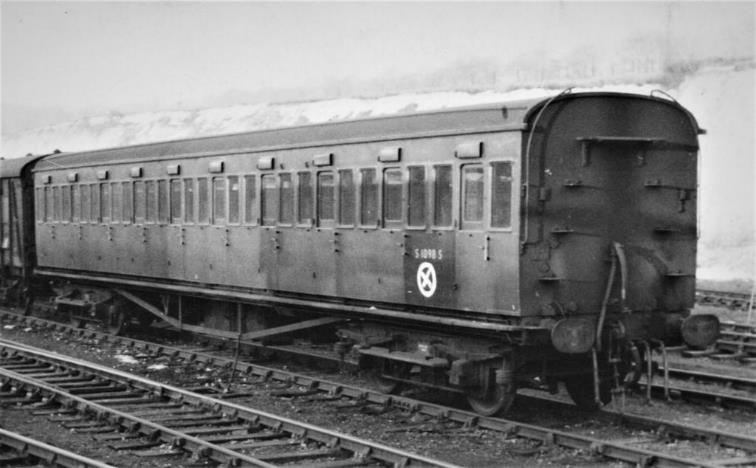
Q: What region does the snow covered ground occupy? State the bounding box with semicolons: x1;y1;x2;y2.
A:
1;65;753;284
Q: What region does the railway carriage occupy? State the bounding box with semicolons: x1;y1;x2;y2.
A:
0;91;719;415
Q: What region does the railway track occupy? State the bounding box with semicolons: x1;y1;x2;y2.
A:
5;308;755;411
2;310;755;467
0;427;116;468
696;290;755;312
0;338;457;468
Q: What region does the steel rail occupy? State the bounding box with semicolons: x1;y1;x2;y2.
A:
3;311;755;452
696;290;755;312
0;365;280;468
638;380;756;409
515;393;756;453
0;338;459;468
659;363;756;391
0;428;116;468
0;317;743;467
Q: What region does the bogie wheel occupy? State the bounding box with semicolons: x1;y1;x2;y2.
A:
105;304;127;335
367;360;409;394
69;315;86;329
64;306;86;329
136;311;154;328
564;374;612;411
466;359;516;417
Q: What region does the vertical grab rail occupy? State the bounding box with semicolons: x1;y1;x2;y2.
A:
521;88;572;251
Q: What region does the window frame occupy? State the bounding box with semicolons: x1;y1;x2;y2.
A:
382;167;403;229
406;165;428;230
35;188;44;223
145;180;157;224
111;181;122;224
260;173;278;227
134;180;146;225
243;174;258;226
337;168;355;228
52;186;61;222
197;177;209;225
296;171;313;227
99;183;111;224
170;178;182;225
489;160;515;232
157;179;169;225
122;181;133;224
460;164;486;231
183;178;195;225
431;164;455;230
90;184;100;224
80;183;90;224
228;175;241;225
358;167;379;229
61;185;72;223
212;176;227;225
316;170;336;228
278;172;294;226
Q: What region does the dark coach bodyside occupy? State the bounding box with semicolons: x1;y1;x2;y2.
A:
29;101;537;330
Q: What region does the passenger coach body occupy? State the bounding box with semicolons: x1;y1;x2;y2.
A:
2;92;719;416
32;103;529;324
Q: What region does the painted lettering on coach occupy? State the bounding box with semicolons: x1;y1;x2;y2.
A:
405;234;455;307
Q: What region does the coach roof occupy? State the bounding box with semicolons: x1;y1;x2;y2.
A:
0;153;56;179
32;97;542;171
31;92;697;171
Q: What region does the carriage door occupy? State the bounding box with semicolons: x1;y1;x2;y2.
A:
455;162;516;313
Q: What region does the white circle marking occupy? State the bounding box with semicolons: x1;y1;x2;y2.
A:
417;262;437;298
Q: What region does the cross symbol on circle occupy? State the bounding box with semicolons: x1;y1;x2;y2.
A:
417;262;437;298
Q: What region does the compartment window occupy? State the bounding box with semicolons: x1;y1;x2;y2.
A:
61;186;71;222
261;174;277;226
433;165;452;227
134;181;145;223
279;173;294;224
45;187;53;222
111;182;122;222
244;175;257;224
36;188;44;222
146;180;157;223
462;165;484;223
183;179;195;224
72;186;80;223
408;166;425;227
317;171;335;224
90;184;100;223
228;176;240;224
158;179;169;224
491;162;513;228
80;185;89;223
212;177;226;224
100;183;111;223
197;178;209;223
383;168;402;224
297;172;313;224
170;179;182;224
122;182;133;223
360;168;378;226
53;186;61;222
338;169;355;226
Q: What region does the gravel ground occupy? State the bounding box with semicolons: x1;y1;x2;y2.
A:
0;307;754;467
